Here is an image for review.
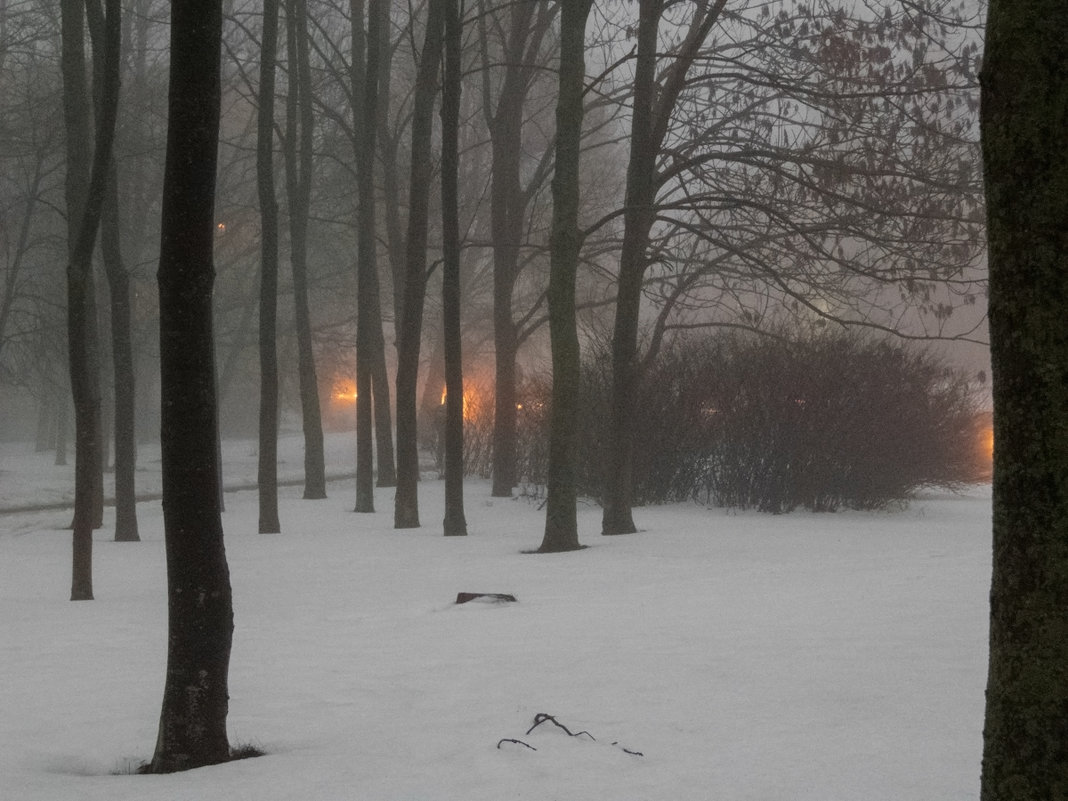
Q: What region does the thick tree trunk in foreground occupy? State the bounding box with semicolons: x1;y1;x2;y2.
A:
979;3;1068;799
147;0;233;772
440;0;466;537
537;0;591;554
285;0;327;500
394;0;445;529
256;0;281;534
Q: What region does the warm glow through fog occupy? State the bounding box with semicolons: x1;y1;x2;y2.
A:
332;379;357;403
440;385;477;421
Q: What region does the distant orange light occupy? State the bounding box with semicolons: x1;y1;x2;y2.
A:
441;386;477;421
332;378;357;402
216;222;226;232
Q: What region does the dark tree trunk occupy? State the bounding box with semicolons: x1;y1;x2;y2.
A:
86;0;138;542
537;0;591;554
394;0;445;529
480;0;554;498
366;0;396;491
101;180;139;541
602;0;660;537
352;0;396;514
256;0;281;534
147;0;233;773
440;0;466;537
979;4;1068;798
600;0;722;536
61;0;120;597
374;15;405;334
54;398;69;465
284;0;327;500
370;348;396;486
35;392;52;453
352;0;375;515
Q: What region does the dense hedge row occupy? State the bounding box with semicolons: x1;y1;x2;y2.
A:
447;331;985;512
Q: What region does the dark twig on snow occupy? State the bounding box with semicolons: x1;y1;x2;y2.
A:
497;738;537;751
499;713;644;758
526;713;596;740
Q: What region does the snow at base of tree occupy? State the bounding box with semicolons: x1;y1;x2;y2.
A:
0;433;989;800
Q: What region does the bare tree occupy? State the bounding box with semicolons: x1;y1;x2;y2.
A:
394;0;445;529
537;0;591;554
595;0;984;535
352;0;396;512
285;0;328;500
256;0;282;534
60;0;120;598
477;0;557;498
84;0;140;543
147;0;234;772
440;0;466;537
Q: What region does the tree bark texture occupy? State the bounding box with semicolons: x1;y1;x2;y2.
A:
394;0;445;529
979;3;1068;799
284;0;327;500
148;0;233;772
256;0;281;534
441;0;466;537
537;0;591;554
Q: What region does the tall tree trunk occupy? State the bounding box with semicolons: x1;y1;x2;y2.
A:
54;396;69;465
602;0;660;537
393;0;445;529
368;0;396;490
256;0;281;534
352;0;375;513
537;0;591;554
352;0;396;514
147;0;233;772
601;0;723;536
480;0;553;498
440;0;466;537
35;391;53;453
61;0;119;598
979;3;1068;798
86;0;138;542
284;0;327;500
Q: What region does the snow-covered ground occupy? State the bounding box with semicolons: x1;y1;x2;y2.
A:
0;433;991;800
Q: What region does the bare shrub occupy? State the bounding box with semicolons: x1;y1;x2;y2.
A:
567;331;984;511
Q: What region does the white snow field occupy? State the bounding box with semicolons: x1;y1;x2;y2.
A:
0;434;991;800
